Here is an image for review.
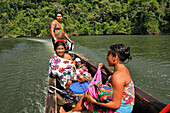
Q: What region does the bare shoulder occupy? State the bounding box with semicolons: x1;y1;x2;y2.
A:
51;20;56;25
111;71;125;84
112;68;131;85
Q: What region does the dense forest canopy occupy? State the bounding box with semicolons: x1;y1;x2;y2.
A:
0;0;170;37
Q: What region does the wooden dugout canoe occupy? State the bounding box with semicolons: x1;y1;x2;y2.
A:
45;52;167;113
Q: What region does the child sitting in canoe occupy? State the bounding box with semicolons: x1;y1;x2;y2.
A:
74;58;91;82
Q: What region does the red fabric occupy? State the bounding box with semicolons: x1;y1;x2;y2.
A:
160;103;170;113
57;39;65;44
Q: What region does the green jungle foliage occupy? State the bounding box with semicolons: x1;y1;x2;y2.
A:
0;0;170;36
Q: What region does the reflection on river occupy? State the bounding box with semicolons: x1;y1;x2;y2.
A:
0;35;169;113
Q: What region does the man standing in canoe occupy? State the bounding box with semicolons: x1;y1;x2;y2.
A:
50;11;74;45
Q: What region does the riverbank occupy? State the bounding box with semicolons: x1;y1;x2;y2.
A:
1;32;170;39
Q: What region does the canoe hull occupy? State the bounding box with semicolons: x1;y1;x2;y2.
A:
45;52;167;113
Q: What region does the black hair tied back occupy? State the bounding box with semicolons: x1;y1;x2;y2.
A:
109;44;132;63
125;47;132;60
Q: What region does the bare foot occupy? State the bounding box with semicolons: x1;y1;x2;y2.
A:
59;107;66;113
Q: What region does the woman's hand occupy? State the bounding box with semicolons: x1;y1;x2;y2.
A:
84;91;97;104
98;63;105;69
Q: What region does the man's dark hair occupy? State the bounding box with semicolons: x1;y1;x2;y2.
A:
55;11;63;19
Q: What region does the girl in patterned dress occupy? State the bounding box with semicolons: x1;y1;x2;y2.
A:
60;44;135;113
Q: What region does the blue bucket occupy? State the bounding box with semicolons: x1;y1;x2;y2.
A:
70;82;90;94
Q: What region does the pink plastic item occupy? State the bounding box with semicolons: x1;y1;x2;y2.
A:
85;67;102;109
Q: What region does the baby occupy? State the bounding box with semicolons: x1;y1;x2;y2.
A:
74;58;91;82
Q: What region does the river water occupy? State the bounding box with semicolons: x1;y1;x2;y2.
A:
0;35;169;113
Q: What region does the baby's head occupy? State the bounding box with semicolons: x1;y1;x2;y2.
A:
74;58;81;67
75;58;81;63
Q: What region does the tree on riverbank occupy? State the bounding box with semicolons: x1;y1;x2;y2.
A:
0;0;169;37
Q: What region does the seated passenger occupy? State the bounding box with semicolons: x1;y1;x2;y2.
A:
49;41;90;89
49;41;77;89
60;44;135;113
